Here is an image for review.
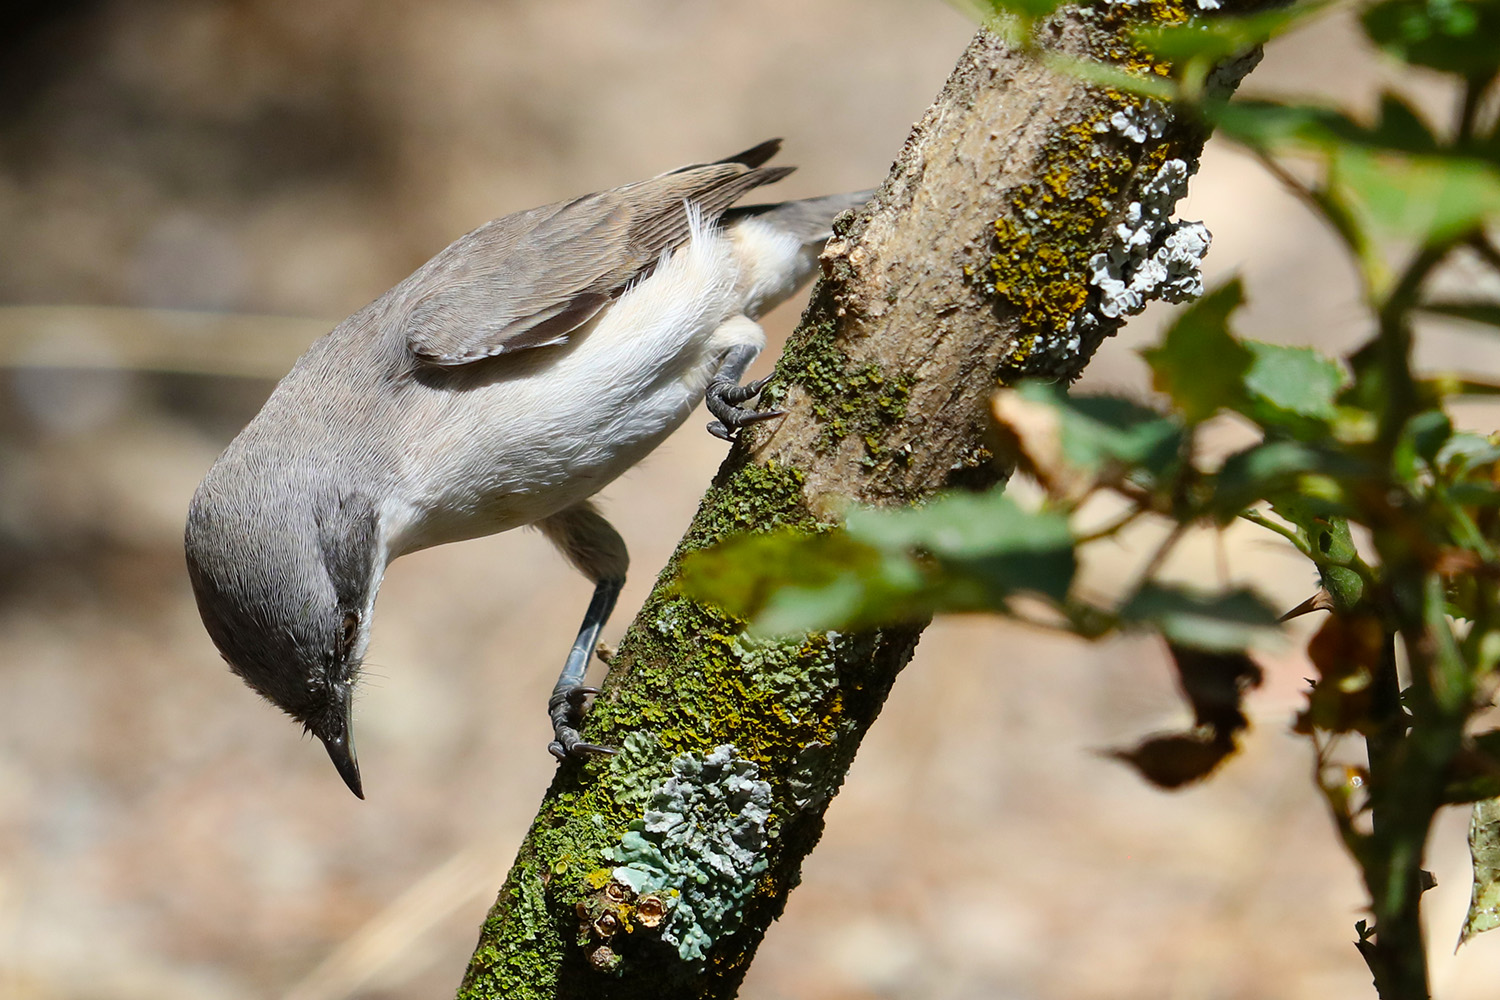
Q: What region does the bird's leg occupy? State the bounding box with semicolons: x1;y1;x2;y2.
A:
546;577;622;759
537;503;628;761
705;318;784;441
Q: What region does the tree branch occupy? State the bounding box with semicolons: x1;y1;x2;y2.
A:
457;7;1263;997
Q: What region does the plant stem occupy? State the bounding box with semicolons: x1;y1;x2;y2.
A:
1359;627;1434;1000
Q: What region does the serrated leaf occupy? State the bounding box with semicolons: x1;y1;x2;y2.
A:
847;491;1077;604
1119;583;1282;652
994;383;1185;499
1212;440;1337;517
1461;797;1500;947
1142;279;1252;424
1334;147;1500;242
1241;341;1346;420
1362;0;1500;77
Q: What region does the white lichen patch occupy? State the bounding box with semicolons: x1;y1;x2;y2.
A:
1093;101;1169;144
1026;155;1210;378
1089;158;1210;319
606;745;773;964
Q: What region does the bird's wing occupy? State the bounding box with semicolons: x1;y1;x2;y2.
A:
402;140;792;367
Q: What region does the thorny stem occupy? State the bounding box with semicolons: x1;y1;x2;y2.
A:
1346;160;1472;998
1240;508;1315;558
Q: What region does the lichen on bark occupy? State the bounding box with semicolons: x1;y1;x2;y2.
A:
457;3;1268;996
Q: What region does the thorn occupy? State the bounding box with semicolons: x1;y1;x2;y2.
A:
1281;588;1335;622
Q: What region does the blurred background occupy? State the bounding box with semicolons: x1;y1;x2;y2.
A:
2;2;1499;998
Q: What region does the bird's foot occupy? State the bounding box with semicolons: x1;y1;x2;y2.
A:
547;686;617;761
706;375;784;441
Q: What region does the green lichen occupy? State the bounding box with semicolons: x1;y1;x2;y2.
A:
760;300;915;461
460;522;917;993
458;863;564;999
732;631;839;718
678;459;816;557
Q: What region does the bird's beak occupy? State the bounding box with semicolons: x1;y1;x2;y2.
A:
318;700;365;800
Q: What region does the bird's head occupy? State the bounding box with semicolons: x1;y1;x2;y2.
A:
184;464;381;799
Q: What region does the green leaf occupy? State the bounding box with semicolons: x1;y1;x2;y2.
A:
1334;147;1500;242
1436;432;1500;474
1041;55;1179;102
1461;796;1500;947
677;528;880;622
846;491;1077;604
995;383;1186;497
1212;440;1346;517
1118;583;1283;652
1241;341;1347;422
1265;500;1369;611
947;0;1065;46
1130;3;1329;66
1213;100;1364;153
1058;393;1185;484
1142;279;1252;424
1212;95;1440;158
1362;0;1500;78
1369;92;1441;154
973;0;1064;18
681;490;1080;636
1408;409;1454;464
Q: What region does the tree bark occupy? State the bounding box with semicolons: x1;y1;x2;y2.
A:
458;6;1261;997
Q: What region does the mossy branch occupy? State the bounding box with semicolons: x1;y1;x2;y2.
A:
456;7;1263;998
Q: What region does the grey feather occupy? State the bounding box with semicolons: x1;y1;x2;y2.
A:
722;188;875;243
405;152;798;367
184;138;872;796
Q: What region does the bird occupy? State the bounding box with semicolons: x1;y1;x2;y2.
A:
183;139;870;799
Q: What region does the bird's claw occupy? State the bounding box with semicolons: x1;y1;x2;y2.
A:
706;376;784;441
547;686;616;761
547;733;619;762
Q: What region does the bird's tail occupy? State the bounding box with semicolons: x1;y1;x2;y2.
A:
724;189;875;245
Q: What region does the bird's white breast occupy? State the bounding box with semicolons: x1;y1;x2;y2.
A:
382;210;762;558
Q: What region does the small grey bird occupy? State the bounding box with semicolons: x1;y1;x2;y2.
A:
184;139;868;798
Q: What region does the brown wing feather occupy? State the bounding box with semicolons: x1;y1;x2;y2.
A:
403;147;793;367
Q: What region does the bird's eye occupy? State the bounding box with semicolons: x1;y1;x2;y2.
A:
339;611;359;656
